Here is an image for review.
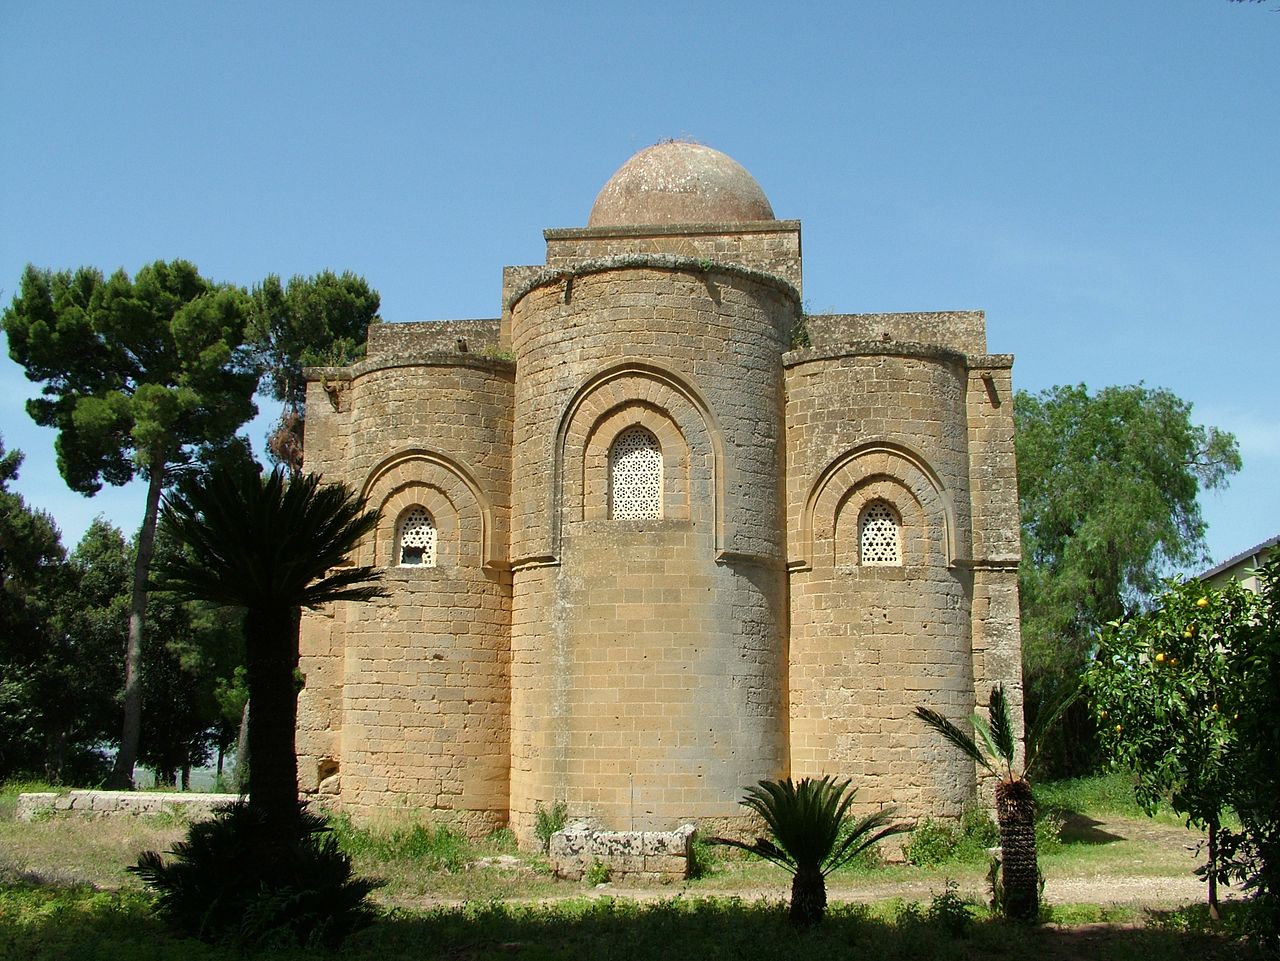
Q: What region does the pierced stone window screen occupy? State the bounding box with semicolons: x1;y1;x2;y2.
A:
859;501;901;566
396;508;437;567
609;427;663;519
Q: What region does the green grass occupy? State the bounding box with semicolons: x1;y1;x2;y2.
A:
1035;771;1157;819
0;773;1259;958
0;883;1260;961
328;812;476;871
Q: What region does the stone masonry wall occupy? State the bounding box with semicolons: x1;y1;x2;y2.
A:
544;222;802;292
805;312;986;356
507;261;796;841
367;319;503;358
963;359;1026;761
550;823;696;884
17;791;233;821
784;348;978;817
298;350;514;833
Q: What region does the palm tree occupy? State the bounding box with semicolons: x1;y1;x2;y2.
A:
914;683;1074;922
710;775;906;926
155;464;383;833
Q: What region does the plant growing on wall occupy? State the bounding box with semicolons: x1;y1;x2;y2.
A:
709;775;905;926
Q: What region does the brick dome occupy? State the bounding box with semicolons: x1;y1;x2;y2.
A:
587;141;775;227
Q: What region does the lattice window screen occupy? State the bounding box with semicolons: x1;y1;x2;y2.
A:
397;508;437;567
859;501;901;565
610;427;663;519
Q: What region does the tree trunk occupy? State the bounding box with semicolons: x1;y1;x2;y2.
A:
235;698;250;793
108;463;166;789
1207;818;1221;921
789;865;828;926
995;778;1040;921
244;604;302;835
43;729;66;786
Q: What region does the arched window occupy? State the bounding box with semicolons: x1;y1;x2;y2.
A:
396;507;437;567
609;427;662;519
859;500;901;566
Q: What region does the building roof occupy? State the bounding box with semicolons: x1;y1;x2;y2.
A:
587;141;775;228
1200;534;1280;580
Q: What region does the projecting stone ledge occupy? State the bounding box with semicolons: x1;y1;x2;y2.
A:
16;790;235;822
549;822;696;884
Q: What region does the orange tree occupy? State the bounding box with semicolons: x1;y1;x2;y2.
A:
1084;575;1259;919
1218;557;1280;950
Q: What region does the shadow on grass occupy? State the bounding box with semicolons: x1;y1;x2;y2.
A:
1057;811;1127;846
0;882;1261;961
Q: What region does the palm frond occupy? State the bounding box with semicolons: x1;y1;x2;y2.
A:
970;712;1002;767
987;684;1017;768
913;706;999;777
706;835;796;873
823;808;909;875
1025;680;1080;775
155;464;384;611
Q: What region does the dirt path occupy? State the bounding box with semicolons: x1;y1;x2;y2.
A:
381;813;1235;913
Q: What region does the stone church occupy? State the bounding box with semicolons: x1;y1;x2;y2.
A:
297;141;1024;843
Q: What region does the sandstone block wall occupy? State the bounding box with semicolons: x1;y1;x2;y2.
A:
298;349;514;831
506;260;796;839
296;193;1024;848
17;791;233;821
784;346;977;816
544;222;802;291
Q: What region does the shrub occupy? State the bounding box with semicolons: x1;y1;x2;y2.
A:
687;833;720;879
1035;807;1065;856
585;859;612;885
903;805;999;866
533;799;568;854
130;801;378;948
903;817;958;866
329;812;471;871
927;879;975;937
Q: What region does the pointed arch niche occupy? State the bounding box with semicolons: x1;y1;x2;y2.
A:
793;443;961;572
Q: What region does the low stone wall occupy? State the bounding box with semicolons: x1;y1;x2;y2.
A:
16;790;236;822
549;823;696;884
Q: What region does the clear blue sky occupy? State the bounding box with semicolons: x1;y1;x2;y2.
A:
2;1;1276;570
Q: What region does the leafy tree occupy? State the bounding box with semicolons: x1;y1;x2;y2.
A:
1086;572;1267;922
1218;557;1280;948
137;528;247;789
3;260;258;787
248;271;380;471
155;464;382;834
915;684;1075;921
1015;384;1241;777
0;437;71;778
0;440;127;783
49;519;133;781
709;776;905;926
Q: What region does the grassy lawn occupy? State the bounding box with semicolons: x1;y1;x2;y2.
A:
0;775;1262;960
0;883;1258;961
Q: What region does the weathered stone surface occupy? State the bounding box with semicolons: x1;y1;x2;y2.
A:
294;141;1024;844
15;793;57;821
17;791;233;820
550;824;695;883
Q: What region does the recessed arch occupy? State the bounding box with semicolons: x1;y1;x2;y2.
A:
360;449;501;570
793;441;960;571
543;359;729;561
